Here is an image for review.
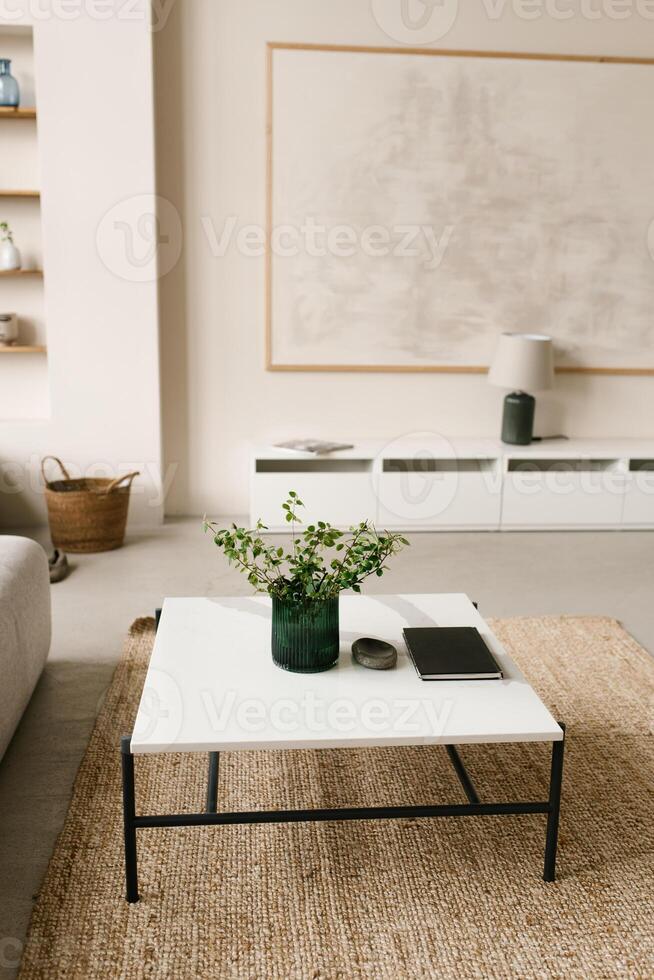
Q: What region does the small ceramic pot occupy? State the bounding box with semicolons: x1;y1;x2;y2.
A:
0;241;21;271
0;312;18;346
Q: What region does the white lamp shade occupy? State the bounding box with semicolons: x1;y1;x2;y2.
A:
488;333;554;392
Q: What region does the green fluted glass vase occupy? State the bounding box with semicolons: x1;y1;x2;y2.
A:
271;596;340;673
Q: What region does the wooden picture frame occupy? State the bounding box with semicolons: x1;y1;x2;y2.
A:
266;43;654;375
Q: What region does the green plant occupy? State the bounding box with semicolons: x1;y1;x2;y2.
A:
0;222;13;243
204;491;409;602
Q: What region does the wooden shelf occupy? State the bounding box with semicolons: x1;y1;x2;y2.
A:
0;190;40;198
0;345;46;353
0;268;43;277
0;107;36;119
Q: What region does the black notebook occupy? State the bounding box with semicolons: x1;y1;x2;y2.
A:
403;626;503;680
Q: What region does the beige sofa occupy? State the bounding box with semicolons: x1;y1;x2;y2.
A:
0;536;51;760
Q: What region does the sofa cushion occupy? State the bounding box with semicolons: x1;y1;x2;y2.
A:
0;536;51;760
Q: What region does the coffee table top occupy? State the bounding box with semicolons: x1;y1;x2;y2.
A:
130;594;562;754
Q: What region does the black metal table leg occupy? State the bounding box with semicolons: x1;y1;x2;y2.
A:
121;736;140;903
543;723;565;882
120;719;567;899
206;752;220;813
445;745;481;804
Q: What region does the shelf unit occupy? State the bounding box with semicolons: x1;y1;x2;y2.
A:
251;439;654;531
0;107;36;118
0;268;42;277
0;345;46;353
0;23;48;419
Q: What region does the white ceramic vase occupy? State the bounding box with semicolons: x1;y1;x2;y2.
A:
0;312;18;346
0;241;21;271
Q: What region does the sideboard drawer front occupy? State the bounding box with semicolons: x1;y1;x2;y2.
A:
377;464;501;528
623;462;654;525
251;469;376;529
502;461;626;527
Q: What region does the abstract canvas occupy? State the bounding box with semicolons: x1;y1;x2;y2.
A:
267;44;654;373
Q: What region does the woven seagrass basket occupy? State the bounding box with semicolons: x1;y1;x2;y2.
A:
41;456;139;553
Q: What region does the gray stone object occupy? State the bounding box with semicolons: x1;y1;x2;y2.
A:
352;637;397;670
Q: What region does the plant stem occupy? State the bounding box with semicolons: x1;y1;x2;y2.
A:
320;524;367;597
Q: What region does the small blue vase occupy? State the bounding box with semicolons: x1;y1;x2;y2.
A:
0;59;20;108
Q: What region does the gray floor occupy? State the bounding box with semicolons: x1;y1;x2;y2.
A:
1;519;653;978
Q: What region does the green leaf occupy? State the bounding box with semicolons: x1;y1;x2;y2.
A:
206;494;408;602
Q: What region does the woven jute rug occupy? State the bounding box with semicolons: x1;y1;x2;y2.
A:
18;615;654;979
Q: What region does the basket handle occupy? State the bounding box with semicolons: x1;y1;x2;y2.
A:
103;471;140;494
41;456;71;485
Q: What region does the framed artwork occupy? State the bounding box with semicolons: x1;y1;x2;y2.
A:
266;44;654;374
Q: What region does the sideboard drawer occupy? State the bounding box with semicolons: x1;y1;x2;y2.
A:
377;459;501;528
502;459;626;527
251;460;375;529
623;461;654;525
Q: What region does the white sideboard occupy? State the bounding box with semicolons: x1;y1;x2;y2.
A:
250;439;654;532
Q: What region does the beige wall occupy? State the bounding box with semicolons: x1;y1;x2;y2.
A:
155;0;654;518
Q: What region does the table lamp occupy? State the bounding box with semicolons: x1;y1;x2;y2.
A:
488;333;554;445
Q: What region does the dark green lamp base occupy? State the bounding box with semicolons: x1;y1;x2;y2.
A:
501;391;535;445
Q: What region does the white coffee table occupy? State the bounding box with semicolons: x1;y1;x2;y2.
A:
121;594;565;902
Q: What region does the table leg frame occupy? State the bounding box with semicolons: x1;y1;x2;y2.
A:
120;736;139;904
206;752;220;813
120;724;565;903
